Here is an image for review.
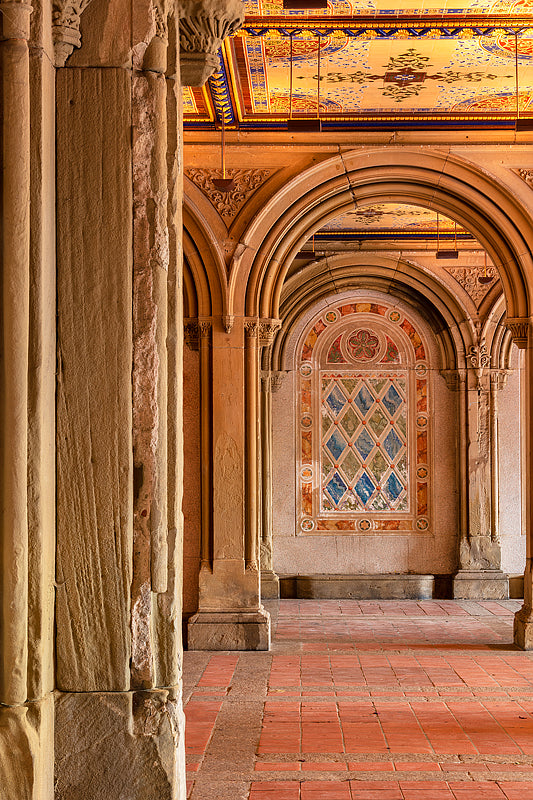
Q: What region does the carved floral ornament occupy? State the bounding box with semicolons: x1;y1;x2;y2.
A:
185;168;274;222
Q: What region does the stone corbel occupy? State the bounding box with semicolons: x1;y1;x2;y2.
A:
52;0;94;66
178;0;244;87
506;317;531;349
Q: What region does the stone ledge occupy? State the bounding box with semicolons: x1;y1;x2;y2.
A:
279;574;435;600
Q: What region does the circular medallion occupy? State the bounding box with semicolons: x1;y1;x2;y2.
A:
388;310;401;323
415;362;428;377
348;329;380;362
416;517;429;531
301;518;315;532
325;310;339;324
300;466;313;482
416;465;429;480
359;519;372;531
301;414;312;428
300;363;312;377
416;414;428;429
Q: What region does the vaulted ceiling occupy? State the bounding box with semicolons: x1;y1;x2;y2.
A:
184;0;533;130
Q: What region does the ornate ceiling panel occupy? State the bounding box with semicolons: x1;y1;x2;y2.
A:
184;0;533;128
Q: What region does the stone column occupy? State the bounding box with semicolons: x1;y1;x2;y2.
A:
54;1;186;795
188;318;271;650
508;319;533;648
0;2;55;797
452;342;509;599
260;372;280;598
259;352;283;599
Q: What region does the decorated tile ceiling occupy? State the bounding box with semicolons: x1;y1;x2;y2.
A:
184;0;533;128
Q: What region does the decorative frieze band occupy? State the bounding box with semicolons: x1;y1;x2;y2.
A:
179;0;244;86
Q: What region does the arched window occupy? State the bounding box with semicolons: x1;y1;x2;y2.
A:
297;301;430;535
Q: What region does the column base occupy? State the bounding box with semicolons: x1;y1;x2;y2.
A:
452;569;509;599
261;570;280;599
514;606;533;650
55;689;186;800
188;607;271;651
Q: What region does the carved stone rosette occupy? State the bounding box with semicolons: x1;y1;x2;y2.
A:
178;0;244;86
506;317;531;349
52;0;94;66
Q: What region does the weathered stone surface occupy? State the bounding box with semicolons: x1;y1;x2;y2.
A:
514;606;533;649
260;571;280;599
279;573;435;600
453;570;509;600
54;689;185;800
56;67;133;691
0;695;54;800
188;609;271;651
28;36;56;704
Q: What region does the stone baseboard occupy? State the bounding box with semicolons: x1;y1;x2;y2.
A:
188;608;271;650
279;574;434;600
452;570;509;600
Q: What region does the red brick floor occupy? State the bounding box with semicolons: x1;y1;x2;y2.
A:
184;599;533;800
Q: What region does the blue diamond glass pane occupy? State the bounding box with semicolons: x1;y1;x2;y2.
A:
354;472;375;504
383;429;402;460
385;472;403;501
325;384;346;417
327;472;347;505
325;429;347;461
354;428;374;460
354;385;374;416
382;384;402;417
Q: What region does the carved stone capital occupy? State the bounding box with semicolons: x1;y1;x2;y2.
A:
199;320;211;338
178;0;244;86
490;369;509;391
258;319;282;347
440;368;466;391
244;319;259;339
506;317;531;349
184;320;200;350
271;371;286;393
52;0;94;66
222;315;234;334
0;0;32;40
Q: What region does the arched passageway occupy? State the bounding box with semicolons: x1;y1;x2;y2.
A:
183;148;533;652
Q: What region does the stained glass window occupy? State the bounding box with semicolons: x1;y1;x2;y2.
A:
297;301;430;534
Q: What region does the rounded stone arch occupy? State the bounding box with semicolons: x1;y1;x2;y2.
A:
233;148;533;321
270;253;481;377
183;204;227;317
